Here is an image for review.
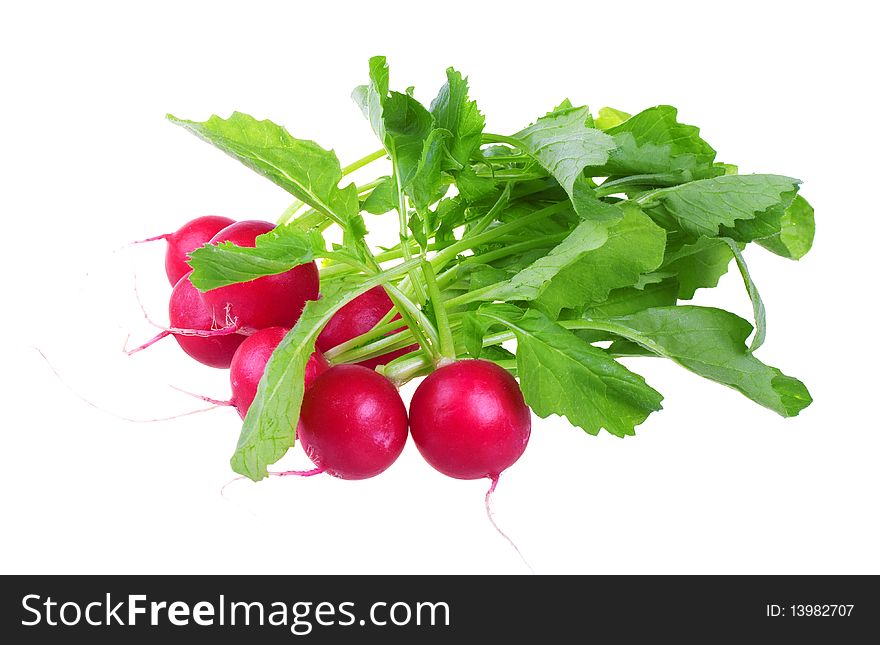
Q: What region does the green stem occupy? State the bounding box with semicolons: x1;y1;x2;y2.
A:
430;201;571;271
467;182;512;239
333;328;415;365
421;262;455;361
475;171;547;181
355;239;439;363
384;282;440;360
478;154;530;164
392;170;428;304
433;231;568;293
277;199;305;225
391;184;512;301
443;284;496;309
481;133;525;150
595;173;681;197
323;319;405;362
380;317;657;386
342;149;385;175
319;241;427;280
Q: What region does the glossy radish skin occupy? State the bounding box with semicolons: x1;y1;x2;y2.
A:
409;359;531;480
162;216;235;286
169;273;245;368
316;285;419;369
229;326;328;419
298;365;408;480
201;220;320;330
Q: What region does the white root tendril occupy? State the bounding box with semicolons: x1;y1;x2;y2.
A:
34;347;225;423
485;474;535;574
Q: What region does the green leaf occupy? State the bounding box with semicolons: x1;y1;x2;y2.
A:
361;176;398;214
460;312;487;358
479;307;663;437
232;260;421;480
642;174;800;240
382;91;436;188
479;218;609;301
582;278;680;318
353;56;449;214
479;344;516;363
408;128;452;213
722;239;766;352
351;56;389;143
661;236;734;299
167;112;358;227
468;205;665;316
533;205;667;316
188;225;321;291
599;105;718;179
514;105;619;221
587;307;811;417
430;67;485;168
407;211;428;250
756;194;815;260
595;106;631;131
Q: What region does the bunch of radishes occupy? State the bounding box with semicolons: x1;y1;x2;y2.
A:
130;55;813;512
135;215;530;484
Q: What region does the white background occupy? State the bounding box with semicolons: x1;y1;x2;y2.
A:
2;0;878;574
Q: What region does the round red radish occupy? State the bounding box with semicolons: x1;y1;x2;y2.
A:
169;273;245;368
298;365;408;480
156;215;236;286
409;359;531;480
316;285;419;369
229;326;328;419
201;220;319;330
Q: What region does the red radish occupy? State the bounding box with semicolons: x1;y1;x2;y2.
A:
201;220;320;330
168;273;246;367
137;215;235;286
297;365;408;480
316;285;419;369
229;326;328;419
409;359;531;480
126;272;245;367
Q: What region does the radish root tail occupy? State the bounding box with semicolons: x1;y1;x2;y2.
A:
131;233;170;245
485;474;535;574
34;346;225;423
269;467;326;478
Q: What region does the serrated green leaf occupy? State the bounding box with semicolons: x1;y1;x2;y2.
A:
479;306;663;437
582;278;680;318
188;225;321;291
587;307;811;417
475;219;608;301
408;128;452;214
461;312;487;358
595;106;631;131
642;174;800;240
351;56;389;143
661;236;734;299
430;67;485;167
599;105;718;179
361;176;398;214
167;112;358;227
756;194;815;260
407;210;428;249
533;205;667;316
514;105;619;221
353;56;449;217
